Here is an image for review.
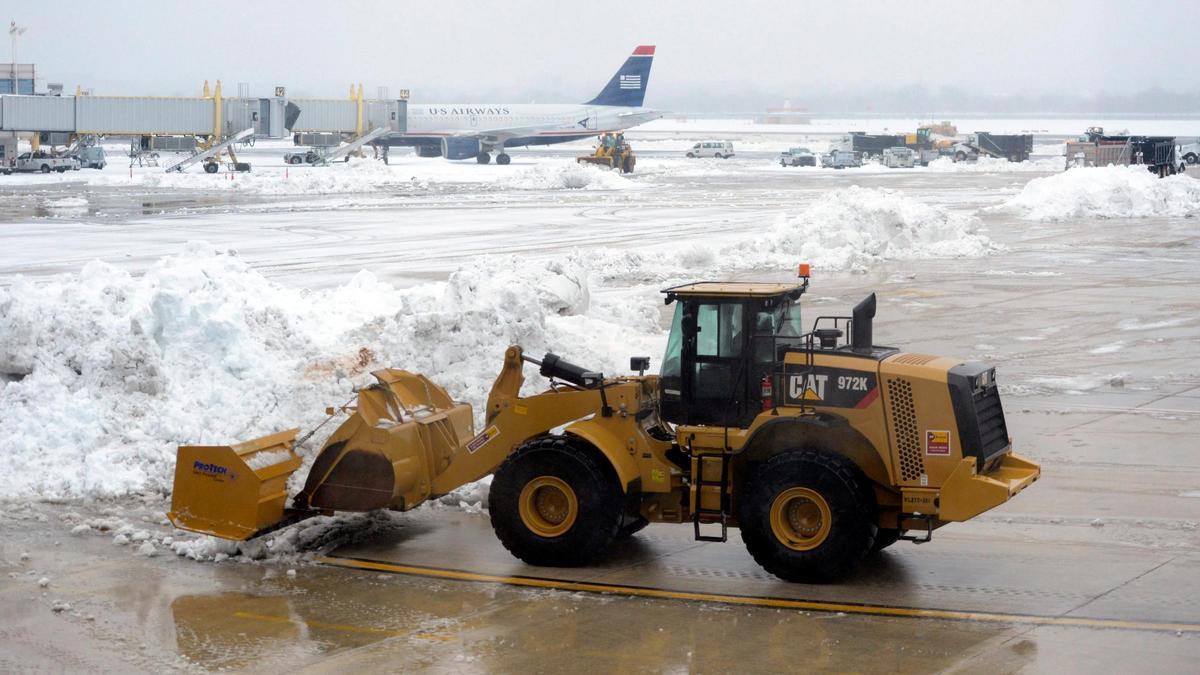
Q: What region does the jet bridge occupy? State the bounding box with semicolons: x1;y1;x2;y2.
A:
0;82;407;140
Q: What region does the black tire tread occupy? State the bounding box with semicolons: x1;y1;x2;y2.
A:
489;435;623;567
739;449;875;583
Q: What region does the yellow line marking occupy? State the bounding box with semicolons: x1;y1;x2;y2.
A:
316;555;1200;634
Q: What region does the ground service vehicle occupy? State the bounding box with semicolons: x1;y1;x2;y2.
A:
74;146;107;170
14;151;79;173
821;149;862;169
1180;139;1199;166
577;132;636;172
881;147;916;168
779;147;817;167
0;137;16;174
686;141;734;159
169;272;1039;582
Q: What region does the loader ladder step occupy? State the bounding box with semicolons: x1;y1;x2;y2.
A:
692;452;731;543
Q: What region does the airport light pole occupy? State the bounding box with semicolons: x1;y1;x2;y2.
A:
9;20;27;95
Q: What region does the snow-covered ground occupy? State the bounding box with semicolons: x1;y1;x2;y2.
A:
2;122;1199;562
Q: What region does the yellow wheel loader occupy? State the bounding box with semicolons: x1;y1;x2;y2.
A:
169;270;1039;582
577;132;636;173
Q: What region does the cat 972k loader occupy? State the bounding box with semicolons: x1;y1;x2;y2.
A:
169;269;1039;582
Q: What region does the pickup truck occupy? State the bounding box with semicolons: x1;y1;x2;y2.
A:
15;152;80;173
779;147;817;167
821;149;862;169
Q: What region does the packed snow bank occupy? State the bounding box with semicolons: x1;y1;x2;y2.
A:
0;245;661;498
588;186;995;281
996;166;1200;220
90;159;423;196
742;186;994;271
495;163;641;190
925;155;1063;173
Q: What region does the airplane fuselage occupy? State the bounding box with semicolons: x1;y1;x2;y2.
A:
370;45;659;161
389;104;660;149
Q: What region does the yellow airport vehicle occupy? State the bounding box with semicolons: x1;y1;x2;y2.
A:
577;132;636;173
169;268;1039;582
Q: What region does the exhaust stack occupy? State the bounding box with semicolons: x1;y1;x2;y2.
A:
852;293;876;354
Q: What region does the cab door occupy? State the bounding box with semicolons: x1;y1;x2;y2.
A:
681;300;748;426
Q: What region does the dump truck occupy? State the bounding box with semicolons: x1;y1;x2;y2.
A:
577;132;636;173
169;272;1039;582
1065;128;1183;177
952;133;1033;163
831;132;906;160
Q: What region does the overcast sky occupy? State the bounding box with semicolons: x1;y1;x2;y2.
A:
7;1;1200;110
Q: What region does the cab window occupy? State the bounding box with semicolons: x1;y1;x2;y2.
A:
695;302;743;357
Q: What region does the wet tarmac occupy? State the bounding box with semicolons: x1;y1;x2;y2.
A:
2;152;1198;672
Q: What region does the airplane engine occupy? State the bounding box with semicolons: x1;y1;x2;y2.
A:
416;145;443;158
442;137;481;161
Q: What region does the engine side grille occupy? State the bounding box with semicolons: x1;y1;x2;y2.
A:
892;353;939;366
887;378;924;482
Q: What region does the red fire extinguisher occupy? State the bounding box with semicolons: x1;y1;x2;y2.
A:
761;375;774;411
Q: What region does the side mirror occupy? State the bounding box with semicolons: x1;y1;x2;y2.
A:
630;356;650;375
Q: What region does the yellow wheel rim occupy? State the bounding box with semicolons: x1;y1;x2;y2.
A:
518;476;578;538
769;487;832;551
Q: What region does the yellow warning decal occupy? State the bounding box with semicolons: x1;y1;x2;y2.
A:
466;426;500;454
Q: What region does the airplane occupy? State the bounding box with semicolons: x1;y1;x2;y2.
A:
379;45;661;164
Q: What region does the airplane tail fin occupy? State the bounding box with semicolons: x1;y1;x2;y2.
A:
585;45;654;107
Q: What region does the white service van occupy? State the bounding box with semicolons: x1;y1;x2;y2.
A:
686;141;735;159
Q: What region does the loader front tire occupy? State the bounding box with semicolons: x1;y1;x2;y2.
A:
489;436;623;567
739;449;874;583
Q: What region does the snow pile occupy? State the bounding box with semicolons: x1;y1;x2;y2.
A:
44;196;89;210
171;510;403;562
997;166;1200;220
925;155;1063;173
583;187;995;281
92;160;420;195
0;245;661;499
496;163;639;190
737;186;995;272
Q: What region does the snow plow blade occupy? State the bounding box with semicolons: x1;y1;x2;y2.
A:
168;429;309;541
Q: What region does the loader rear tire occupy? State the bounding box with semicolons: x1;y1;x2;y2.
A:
489;436;623;567
739;449;874;583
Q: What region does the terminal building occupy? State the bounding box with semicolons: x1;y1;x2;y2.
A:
0;65;409;170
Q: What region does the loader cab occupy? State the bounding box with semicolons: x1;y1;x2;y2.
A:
659;282;807;429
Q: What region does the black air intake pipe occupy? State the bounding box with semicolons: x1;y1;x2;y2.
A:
538;353;601;388
852;293;876;354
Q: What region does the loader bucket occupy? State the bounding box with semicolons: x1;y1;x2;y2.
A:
296;369;475;514
168;429;306;540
